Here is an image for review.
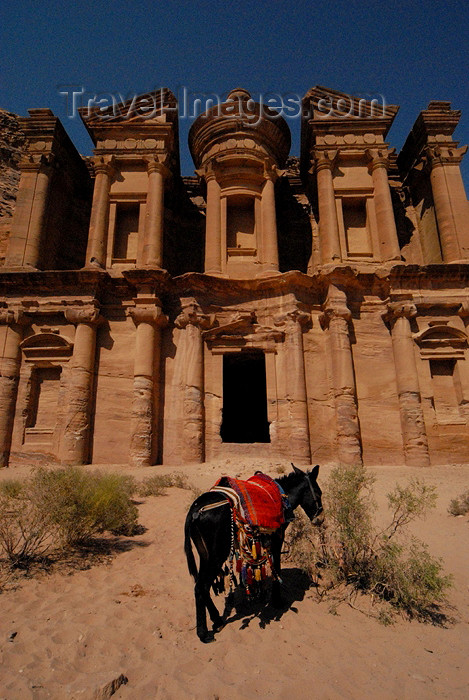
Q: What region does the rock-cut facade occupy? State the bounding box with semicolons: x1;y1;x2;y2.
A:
0;86;468;469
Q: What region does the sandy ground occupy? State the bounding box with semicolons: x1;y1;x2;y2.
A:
0;458;468;700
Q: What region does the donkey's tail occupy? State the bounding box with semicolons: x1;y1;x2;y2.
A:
184;513;198;580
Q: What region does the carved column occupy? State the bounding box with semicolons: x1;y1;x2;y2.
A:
24;157;55;269
0;310;24;467
321;289;362;465
128;305;168;467
61;306;101;465
85;158;114;268
386;302;430;466
174;303;212;462
202;162;222;275
143;158;168;267
426;145;468;262
6;156;55;269
314;150;341;264
276;309;311;463
260;161;280;274
366;148;401;261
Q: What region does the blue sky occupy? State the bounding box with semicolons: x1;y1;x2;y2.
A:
2;0;468;184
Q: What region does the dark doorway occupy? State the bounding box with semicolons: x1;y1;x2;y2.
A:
220;351;270;443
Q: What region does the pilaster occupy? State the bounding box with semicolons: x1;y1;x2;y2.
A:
275;308;311;463
366;148;401;261
200;161;223;275
425;144;469;262
320;287;362;465
385;301;430;466
259;159;281;275
313;150;341;264
142;158;169;267
5;155;56;269
127;303;168;466
174;301;213;463
0;309;26;466
60;305;102;465
84;157;115;268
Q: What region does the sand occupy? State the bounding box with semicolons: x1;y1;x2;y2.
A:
0;459;468;699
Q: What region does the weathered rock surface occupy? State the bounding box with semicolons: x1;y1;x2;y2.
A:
0;108;25;263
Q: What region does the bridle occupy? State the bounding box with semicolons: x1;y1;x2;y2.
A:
304;473;323;519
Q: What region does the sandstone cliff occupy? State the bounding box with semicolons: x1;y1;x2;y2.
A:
0;109;25;264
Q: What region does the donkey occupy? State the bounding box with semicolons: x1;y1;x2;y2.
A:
184;464;323;643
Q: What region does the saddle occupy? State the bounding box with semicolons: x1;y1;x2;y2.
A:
208;472;291;594
210;472;287;531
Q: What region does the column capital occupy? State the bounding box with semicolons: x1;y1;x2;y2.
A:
146;156;170;178
196;158;220;183
274;309;311;328
91;155;117;177
319;303;351;329
365;147;393;172
263;158;284;182
64;305;103;325
425;144;468;168
19;152;57;174
0;308;27;326
127;305;168;327
175;301;214;330
384;300;417;322
311;149;339;173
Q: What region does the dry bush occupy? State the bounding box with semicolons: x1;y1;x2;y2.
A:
448;490;469;516
136;472;191;497
285;464;452;623
0;483;53;567
0;468;139;568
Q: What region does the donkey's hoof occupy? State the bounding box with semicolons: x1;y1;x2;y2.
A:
199;633;215;644
213;618;225;633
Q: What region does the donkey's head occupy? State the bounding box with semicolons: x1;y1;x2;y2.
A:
291;464;323;525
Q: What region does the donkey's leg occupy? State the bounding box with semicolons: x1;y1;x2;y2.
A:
191;502;231;642
200;560;225;630
270;529;286;608
195;563;224;642
194;576;209;643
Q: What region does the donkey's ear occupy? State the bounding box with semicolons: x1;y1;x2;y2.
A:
291;463;304;475
310;464;320;479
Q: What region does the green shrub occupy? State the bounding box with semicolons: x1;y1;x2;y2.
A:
28;467;138;545
0;467;139;569
325;463;376;582
286;464;452;623
370;538;451;617
136;472;190;497
448;490;469;516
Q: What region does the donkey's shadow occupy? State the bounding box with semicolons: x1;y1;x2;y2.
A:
220;567;314;633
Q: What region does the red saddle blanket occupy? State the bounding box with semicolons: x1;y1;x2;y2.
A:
210;472;285;530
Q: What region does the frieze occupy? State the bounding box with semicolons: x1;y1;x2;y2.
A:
96;138;166;151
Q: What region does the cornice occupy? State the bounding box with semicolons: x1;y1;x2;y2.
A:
0;268;109;295
0;265;467;316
